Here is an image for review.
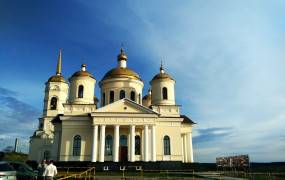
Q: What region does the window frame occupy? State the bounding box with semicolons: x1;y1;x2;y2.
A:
43;150;50;160
50;97;58;110
120;135;127;146
120;90;125;99
163;135;171;155
105;135;113;156
73;135;81;156
162;87;168;100
78;85;84;98
110;91;114;103
135;135;141;155
130;91;136;101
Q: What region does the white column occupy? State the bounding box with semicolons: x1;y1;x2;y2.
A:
130;125;135;162
144;125;149;162
181;135;184;163
183;134;188;162
128;133;130;160
99;125;106;162
187;132;194;163
91;125;98;162
151;125;156;162
113;125;120;162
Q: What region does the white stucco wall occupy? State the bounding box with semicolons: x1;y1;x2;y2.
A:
151;78;175;106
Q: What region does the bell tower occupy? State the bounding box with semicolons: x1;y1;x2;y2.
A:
150;63;179;116
43;49;69;117
150;63;176;106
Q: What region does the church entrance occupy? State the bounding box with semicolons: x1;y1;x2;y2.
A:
119;135;128;162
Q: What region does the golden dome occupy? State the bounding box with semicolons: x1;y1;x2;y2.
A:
150;72;174;82
102;67;141;81
71;71;94;79
47;75;66;83
117;48;128;61
70;64;95;80
151;63;174;82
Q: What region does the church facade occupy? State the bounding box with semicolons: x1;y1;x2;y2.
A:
29;49;195;163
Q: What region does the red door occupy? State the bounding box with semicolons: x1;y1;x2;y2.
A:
120;146;128;162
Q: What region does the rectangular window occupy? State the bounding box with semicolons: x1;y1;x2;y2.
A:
110;91;114;103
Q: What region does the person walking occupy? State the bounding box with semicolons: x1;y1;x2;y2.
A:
37;159;47;180
43;160;58;180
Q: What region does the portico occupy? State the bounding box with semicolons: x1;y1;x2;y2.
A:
91;123;157;162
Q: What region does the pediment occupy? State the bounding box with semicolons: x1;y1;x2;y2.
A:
93;98;158;115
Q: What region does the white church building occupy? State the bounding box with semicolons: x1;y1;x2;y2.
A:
29;49;195;163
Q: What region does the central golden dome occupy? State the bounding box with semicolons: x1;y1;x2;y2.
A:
101;48;141;81
102;67;141;81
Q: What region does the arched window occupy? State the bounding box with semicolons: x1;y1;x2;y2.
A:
120;90;125;99
102;93;106;106
50;97;57;110
78;85;84;98
110;91;114;103
138;94;141;104
130;91;136;101
105;135;113;155
163;135;171;155
73;135;81;156
162;87;168;100
43;150;50;160
135;135;141;155
120;135;127;146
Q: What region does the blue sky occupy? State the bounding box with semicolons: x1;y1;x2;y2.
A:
0;0;285;162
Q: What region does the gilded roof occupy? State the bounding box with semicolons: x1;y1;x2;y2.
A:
47;75;66;83
102;67;141;81
150;72;174;82
70;70;94;79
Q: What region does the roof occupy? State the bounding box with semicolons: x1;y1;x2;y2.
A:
181;115;196;124
150;72;174;82
51;114;63;124
47;75;67;83
70;70;94;79
101;67;141;81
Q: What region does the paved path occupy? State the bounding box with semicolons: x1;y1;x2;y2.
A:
196;172;245;180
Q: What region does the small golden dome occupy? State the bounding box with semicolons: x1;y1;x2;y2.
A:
47;75;66;83
102;67;141;81
150;72;174;82
117;48;128;61
70;64;94;79
151;63;174;82
70;71;94;79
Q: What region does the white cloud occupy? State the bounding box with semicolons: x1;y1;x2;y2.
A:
112;0;285;162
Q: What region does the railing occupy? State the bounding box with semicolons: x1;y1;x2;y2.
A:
57;167;95;180
56;166;285;180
